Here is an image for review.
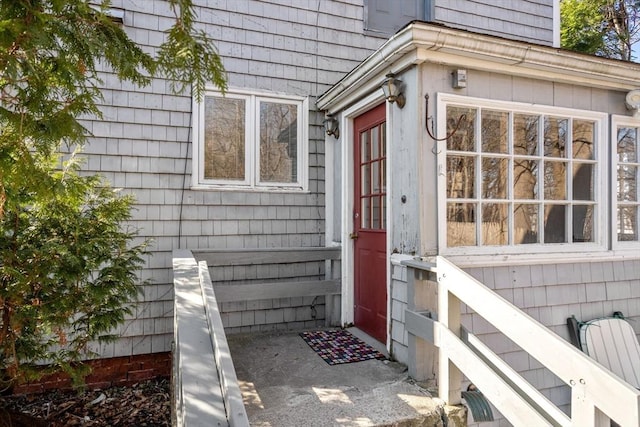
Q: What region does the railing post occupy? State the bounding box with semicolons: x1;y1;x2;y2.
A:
571;382;611;427
437;269;462;405
407;266;437;381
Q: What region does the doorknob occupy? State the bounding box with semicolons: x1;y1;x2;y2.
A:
349;232;359;240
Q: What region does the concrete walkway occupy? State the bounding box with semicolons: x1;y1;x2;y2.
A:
227;330;466;427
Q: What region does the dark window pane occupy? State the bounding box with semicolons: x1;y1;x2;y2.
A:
544;204;566;243
364;0;426;34
573;163;594;201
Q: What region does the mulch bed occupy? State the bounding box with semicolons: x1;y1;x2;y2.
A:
0;378;170;426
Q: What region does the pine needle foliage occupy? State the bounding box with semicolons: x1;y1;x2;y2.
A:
0;0;226;388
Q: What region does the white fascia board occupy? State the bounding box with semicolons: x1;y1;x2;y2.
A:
317;22;640;112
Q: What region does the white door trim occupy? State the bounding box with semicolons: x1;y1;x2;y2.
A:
339;91;386;329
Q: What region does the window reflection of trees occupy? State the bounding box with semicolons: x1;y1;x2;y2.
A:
260;101;297;183
617;127;638;241
446;104;597;247
446;107;477;246
204;96;245;180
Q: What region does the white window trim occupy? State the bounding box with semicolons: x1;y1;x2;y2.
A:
192;87;309;192
436;93;609;257
611;114;640;250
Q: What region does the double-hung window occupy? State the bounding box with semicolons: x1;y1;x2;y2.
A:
439;94;606;254
613;116;640;245
193;89;308;191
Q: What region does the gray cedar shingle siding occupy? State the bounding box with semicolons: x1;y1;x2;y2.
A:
364;0;554;45
434;0;554;45
83;1;387;355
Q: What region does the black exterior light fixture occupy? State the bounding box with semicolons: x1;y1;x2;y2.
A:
323;114;340;138
381;72;406;108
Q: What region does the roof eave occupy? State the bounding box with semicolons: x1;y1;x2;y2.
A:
317;22;640;113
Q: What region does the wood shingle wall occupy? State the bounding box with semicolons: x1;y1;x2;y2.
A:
82;1;386;357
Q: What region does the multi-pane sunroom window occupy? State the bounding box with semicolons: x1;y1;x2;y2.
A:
614;119;640;243
442;96;605;250
194;90;308;190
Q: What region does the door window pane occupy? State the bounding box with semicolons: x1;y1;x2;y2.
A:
204;96;246;180
361;131;371;162
372;196;381;229
618;127;637;162
361;197;370;229
371;126;380;159
372;161;380;193
361;164;371;195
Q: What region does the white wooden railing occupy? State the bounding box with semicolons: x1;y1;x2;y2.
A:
403;256;640;427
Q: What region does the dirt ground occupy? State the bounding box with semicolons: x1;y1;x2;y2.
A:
0;378;171;426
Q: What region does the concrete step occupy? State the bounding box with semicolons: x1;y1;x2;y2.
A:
227;330;466;427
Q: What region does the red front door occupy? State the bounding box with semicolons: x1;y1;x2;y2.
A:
353;104;387;343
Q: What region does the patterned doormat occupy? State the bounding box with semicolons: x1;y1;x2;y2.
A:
299;329;386;365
